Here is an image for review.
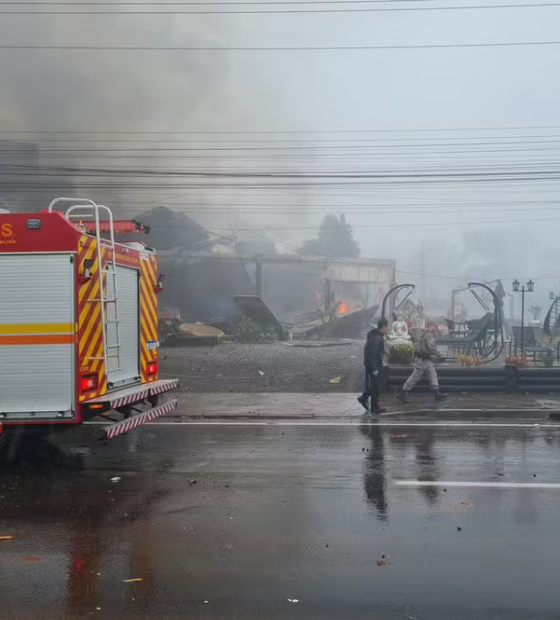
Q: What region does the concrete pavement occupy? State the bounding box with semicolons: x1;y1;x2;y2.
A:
168;391;560;419
2;422;560;618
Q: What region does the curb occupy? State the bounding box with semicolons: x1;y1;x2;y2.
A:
165;408;560;421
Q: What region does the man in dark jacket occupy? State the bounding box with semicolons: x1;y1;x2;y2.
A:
358;318;388;415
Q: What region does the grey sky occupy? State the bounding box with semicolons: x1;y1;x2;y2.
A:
0;2;559;312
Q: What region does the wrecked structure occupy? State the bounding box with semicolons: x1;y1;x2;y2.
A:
158;248;396;338
130;206;396;341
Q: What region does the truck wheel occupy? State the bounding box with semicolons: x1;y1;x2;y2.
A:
0;432;16;462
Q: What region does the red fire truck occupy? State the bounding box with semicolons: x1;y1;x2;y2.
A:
0;197;178;444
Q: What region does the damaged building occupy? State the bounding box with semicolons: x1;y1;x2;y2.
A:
139;207;394;332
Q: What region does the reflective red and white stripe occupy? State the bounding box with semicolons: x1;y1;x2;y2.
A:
111;390;149;409
151;379;179;395
106;399;178;439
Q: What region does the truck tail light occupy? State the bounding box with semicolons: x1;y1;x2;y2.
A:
81;374;97;392
146;361;157;376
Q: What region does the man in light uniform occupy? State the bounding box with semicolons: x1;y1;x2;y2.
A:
397;320;448;402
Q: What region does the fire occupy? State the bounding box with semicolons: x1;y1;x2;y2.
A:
336;300;362;316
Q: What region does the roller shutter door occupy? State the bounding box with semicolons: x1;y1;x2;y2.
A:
0;254;75;420
105;265;140;388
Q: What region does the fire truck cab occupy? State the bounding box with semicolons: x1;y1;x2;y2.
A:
0;197;178;441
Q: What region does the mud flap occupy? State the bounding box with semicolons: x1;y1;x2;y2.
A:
82;379;180;415
104;399;178;439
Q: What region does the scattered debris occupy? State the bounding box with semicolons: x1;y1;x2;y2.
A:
231;315;277;343
188;478;198;485
329;376;341;384
110;477;121;483
459;500;473;508
23;556;42;562
178;323;225;347
285;340;354;348
232;296;286;340
204;600;209;604
287;599;300;603
0;536;14;541
390;434;408;439
258;370;265;376
376;554;389;567
291;303;379;339
457;526;462;531
123;578;143;583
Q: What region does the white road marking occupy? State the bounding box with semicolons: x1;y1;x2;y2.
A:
380;408;554;415
84;421;560;428
395;480;560;490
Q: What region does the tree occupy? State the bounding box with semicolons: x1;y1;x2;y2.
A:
300;214;360;258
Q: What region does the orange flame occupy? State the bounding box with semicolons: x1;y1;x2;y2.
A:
338;301;347;314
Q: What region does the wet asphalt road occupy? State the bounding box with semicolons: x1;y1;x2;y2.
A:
2;422;560;619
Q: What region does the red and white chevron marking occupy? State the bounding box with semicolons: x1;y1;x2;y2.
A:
150;379;179;395
106;399;178;439
111;389;150;409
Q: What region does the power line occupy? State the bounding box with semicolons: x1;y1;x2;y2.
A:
1;0;555;4
8;162;560;178
86;202;560;212
9;162;560;174
9;139;560;146
6;173;560;187
2;124;560;134
5;198;554;213
9;138;560;150
1;1;560;13
0;40;558;50
27;136;560;145
74;215;560;229
13;134;560;143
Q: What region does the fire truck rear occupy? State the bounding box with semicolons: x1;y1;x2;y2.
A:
0;198;178;443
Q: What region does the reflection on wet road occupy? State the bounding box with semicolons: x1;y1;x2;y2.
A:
2;423;560;618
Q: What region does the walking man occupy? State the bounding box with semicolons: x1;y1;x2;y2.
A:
397;320;448;403
358;318;388;415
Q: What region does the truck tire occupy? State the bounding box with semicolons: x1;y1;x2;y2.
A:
0;428;50;458
0;432;16;462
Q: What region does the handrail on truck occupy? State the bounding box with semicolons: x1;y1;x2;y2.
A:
47;198;116;373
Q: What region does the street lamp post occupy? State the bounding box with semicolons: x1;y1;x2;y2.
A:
512;279;534;356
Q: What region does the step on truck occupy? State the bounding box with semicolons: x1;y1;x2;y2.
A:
0;197;178;444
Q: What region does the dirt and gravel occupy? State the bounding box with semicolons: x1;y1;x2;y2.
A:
160;341;365;393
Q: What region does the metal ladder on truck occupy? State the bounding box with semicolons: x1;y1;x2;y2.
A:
48;198;122;377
